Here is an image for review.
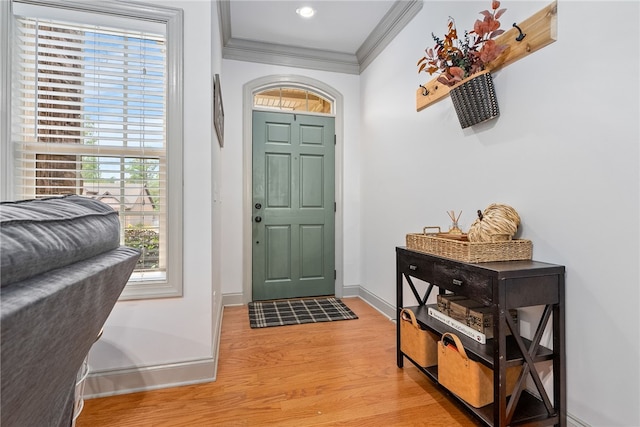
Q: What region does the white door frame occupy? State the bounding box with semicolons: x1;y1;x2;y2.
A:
242;75;344;303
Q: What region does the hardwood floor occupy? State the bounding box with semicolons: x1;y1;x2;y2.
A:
76;297;478;426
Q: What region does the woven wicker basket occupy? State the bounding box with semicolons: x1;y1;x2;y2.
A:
449;70;499;129
406;230;532;263
400;308;438;367
438;332;522;408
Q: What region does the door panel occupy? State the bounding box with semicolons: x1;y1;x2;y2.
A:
265;225;291;280
266;122;291;143
252;111;335;301
300;225;324;278
266;153;291;208
300;124;324;145
300;155;323;207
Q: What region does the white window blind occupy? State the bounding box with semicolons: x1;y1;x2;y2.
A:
11;1;184;299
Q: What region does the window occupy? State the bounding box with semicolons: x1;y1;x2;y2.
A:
9;0;183;299
254;87;333;114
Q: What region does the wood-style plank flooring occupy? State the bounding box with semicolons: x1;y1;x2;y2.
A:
76;297;477;426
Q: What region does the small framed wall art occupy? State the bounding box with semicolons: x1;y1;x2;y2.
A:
213;73;224;147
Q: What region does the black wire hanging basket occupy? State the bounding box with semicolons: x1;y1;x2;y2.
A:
449;70;500;129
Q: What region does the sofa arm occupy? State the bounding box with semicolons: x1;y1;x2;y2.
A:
1;247;140;427
1;195;121;287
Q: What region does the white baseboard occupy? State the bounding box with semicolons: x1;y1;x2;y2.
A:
353;286;395;319
210;294;224;381
85;300;225;399
342;284;360;297
222;292;244;306
84;357;217;399
567;412;590;427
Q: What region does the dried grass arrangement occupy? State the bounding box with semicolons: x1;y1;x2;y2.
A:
468;203;520;242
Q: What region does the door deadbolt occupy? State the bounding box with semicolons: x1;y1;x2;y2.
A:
255;203;262;210
255;216;262;223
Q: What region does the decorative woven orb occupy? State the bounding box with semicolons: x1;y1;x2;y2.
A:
468;204;521;243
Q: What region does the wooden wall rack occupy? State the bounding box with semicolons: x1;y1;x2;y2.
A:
416;1;558;112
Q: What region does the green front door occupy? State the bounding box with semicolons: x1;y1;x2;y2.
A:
252;111;335;301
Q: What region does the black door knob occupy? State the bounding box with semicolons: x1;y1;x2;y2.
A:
255;216;262;223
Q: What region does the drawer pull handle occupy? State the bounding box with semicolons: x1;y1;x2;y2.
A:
452;279;463;286
409;265;418;271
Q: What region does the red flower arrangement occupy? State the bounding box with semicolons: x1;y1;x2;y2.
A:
417;1;508;87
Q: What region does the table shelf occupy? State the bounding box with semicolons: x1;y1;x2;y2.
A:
405;304;554;368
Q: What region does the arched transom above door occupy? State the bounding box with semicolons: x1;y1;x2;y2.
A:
253;87;333;114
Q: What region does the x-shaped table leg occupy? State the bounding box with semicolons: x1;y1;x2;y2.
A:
505;304;556;423
404;273;432;305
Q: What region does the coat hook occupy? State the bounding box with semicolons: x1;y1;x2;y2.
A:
513;23;526;41
419;85;429;96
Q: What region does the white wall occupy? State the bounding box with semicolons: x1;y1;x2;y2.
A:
210;0;224;369
86;0;223;394
219;60;362;298
359;1;639;426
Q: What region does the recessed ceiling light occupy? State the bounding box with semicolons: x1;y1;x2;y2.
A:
296;6;315;18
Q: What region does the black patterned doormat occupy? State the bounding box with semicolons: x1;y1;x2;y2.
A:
248;297;358;328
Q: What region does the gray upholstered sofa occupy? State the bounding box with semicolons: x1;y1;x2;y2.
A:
0;195;140;426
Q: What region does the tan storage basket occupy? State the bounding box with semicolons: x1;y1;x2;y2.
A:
400;308;438;367
406;229;532;263
437;333;522;408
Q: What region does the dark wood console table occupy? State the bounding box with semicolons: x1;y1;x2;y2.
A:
396;247;566;426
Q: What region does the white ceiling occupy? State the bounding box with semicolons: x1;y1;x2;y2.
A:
219;0;423;74
229;1;397;54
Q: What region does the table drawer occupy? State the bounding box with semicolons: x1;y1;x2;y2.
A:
398;251;434;283
433;263;492;304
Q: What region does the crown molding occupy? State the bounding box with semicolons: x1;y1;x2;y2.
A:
218;0;231;47
357;0;423;73
223;37;361;75
218;0;423;75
